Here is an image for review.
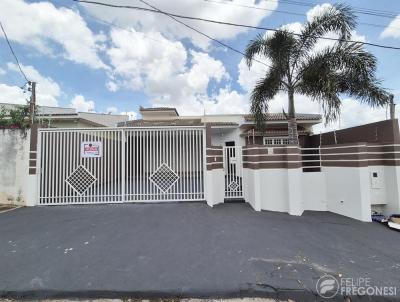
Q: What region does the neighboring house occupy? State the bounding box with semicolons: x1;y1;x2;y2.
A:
0;103;128;128
118;106;322;147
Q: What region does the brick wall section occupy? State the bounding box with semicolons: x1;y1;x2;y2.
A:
306;119;400;147
243;145;302;169
28;123;38;175
320;143;400;167
205;124;224;170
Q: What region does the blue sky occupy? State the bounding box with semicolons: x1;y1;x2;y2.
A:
0;0;400;129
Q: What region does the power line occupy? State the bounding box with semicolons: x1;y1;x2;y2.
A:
74;0;400;51
262;0;399;19
0;21;29;83
82;10;268;78
203;0;400;31
75;0;270;67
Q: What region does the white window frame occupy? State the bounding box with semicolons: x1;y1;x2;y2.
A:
263;136;289;145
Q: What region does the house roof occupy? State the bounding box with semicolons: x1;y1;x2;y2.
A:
0;103;128;127
241;129;310;137
119;118;203;127
244;113;322;122
139;106;179;116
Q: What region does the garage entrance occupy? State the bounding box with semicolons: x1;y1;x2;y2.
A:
37;127;205;205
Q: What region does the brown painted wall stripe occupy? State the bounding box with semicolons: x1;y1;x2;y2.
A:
243;155;301;162
368;146;400;153
273;148;300;155
206;157;223;164
321;147;366;154
206;149;223;156
244;162;302;169
206;163;223;170
243;148;270;155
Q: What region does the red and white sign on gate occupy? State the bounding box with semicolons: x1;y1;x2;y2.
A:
81;141;102;158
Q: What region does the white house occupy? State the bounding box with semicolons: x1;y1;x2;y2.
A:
1;106;400;223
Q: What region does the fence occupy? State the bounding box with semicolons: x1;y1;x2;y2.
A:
301;147;321;172
38;127;205;205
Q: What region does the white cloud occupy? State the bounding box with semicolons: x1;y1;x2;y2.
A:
6;62;61;107
107;28;231;115
120;111;137;120
70;95;95;112
0;68;5;76
106;106;118;114
205;88;248;114
381;16;400;39
80;0;278;49
0;84;28;105
106;81;119;92
0;0;106;69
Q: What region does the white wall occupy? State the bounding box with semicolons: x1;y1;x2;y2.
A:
211;128;245;147
244;168;290;212
0;129;30;205
369;165;400;215
243;168;259;211
302;172;327;211
205;169;225;207
324;166;371;222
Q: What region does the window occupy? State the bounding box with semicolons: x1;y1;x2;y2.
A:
263;137;289;145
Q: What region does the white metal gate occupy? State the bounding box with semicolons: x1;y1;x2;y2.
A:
223;146;243;199
37;127;205;205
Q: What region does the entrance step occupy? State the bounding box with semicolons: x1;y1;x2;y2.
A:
224;198;245;203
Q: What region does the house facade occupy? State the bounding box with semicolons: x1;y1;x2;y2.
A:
1;105;400;223
119;106;322;147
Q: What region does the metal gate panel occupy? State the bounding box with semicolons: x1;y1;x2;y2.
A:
223;146;243;199
124;128;204;202
38;127;204;205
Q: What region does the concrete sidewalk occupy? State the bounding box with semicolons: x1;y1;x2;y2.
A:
0;203;399;301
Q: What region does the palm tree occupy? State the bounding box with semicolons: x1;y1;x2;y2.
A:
244;4;390;145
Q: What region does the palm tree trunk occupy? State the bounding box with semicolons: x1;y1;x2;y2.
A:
288;88;299;145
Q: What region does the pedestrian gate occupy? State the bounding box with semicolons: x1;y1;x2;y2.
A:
38;127;205;205
223;146;243;199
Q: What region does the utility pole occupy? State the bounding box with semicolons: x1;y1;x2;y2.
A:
29;81;36;125
389;94;396;120
28;81;38;176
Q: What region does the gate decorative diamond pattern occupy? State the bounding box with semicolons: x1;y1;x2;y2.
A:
228;180;239;191
149;163;179;193
66;165;96;195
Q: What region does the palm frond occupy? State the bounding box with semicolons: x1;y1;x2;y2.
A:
245;33;268;68
293;4;356;67
296;42;389;122
250;66;285;129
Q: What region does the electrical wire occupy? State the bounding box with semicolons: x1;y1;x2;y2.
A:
262;0;399;19
0;21;29;83
74;0;400;51
203;0;400;31
75;0;271;67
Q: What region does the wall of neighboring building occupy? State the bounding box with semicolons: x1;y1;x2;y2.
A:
306;119;400;147
0;129;30;205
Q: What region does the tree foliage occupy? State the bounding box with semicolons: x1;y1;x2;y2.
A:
0;105;30;129
245;4;390;137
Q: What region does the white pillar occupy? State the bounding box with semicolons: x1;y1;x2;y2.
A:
288;168;304;216
205;169;225;207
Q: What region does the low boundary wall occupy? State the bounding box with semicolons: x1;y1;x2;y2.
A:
0;129;36;205
242;119;400;222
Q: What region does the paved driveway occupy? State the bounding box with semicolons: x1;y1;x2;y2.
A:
0;203;399;301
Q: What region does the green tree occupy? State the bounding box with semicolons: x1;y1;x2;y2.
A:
245;4;390;144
